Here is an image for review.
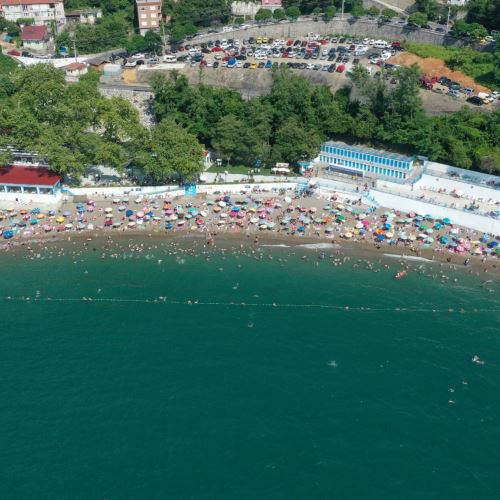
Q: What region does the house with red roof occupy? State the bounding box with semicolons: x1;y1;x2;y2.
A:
21;25;52;54
63;62;88;81
0;165;62;202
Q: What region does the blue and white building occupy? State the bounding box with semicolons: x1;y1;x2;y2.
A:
319;141;417;180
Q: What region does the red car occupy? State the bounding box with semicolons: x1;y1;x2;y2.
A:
319;39;328;45
211;46;224;52
282;52;288;58
336;64;345;73
286;39;293;46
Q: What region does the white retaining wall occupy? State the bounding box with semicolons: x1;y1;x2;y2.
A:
414;174;500;202
371;190;500;234
0;191;62;205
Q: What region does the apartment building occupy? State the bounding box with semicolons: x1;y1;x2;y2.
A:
0;0;65;26
136;0;162;36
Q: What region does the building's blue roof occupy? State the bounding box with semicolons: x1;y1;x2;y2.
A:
323;141;415;163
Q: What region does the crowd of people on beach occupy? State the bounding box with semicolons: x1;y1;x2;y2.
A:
0;188;498;265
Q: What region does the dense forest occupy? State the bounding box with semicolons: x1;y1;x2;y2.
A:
150;66;500;173
0;65;204;183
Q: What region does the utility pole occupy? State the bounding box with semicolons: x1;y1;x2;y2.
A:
446;5;451;34
72;37;77;62
341;0;345;20
160;20;167;57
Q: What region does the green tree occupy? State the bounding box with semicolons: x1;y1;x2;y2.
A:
351;4;365;17
125;34;147;53
408;12;428;27
366;6;380;17
273;8;286;20
272;117;322;164
323;6;337;21
170;24;186;43
416;0;439;21
12;64;66;122
136;119;204;182
467;0;500;31
286;6;301;20
381;8;397;21
255;8;273;21
468;22;488;39
172;0;230;26
144;30;163;53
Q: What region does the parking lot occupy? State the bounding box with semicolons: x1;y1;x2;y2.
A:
151;34;401;76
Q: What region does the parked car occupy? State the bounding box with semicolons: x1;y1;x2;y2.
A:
466;96;483;106
328;64;336;73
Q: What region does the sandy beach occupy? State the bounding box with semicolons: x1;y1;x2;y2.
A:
0;187;498;276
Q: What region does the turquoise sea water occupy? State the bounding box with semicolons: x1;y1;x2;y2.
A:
0;239;499;499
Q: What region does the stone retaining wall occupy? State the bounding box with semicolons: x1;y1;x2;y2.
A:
194;18;463;47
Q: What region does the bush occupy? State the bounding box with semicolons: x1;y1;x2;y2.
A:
286;6;300;20
273;9;286;20
255;8;273;21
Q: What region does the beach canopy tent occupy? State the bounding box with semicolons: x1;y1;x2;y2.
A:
0;166;61;196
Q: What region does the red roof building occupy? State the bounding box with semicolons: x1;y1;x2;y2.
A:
21;25;48;42
0;165;61;195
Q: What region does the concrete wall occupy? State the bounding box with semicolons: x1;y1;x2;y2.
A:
415;174;500;202
370;190;500;234
231;1;259;17
194;18;463;47
0;191;62;205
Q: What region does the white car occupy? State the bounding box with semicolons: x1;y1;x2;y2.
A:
307;63;314;69
222;26;233;32
131;53;145;60
362;38;369;45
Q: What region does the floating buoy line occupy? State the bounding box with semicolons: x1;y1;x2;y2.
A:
1;296;499;314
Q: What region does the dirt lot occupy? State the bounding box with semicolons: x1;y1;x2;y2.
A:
388;52;491;94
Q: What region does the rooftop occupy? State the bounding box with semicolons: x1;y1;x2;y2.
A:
64;62;87;71
21;25;48;42
323;141;416;163
1;0;62;5
0;166;61;186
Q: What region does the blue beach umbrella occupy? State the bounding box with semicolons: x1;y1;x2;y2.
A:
165;222;173;230
415;215;423;221
223;196;231;202
3;230;13;239
383;223;392;230
434;223;443;230
488;241;498;248
30;207;41;214
481;234;490;242
146;211;154;217
376;234;385;241
297;226;305;232
126;209;134;217
30;218;38;225
442;217;451;225
440;236;449;244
